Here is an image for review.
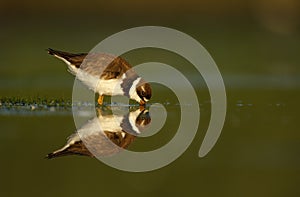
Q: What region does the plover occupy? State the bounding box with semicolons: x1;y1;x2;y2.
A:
46;108;151;158
47;48;152;106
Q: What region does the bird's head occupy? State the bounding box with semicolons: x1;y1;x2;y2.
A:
136;81;152;106
129;78;152;106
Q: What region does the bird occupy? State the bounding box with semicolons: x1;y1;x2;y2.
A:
46;107;151;159
47;48;152;106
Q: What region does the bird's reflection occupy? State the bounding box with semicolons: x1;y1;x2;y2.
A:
47;107;151;159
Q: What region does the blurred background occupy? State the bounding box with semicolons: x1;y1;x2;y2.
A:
0;0;299;196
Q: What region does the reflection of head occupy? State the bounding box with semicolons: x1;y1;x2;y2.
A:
135;109;151;130
46;107;151;159
120;108;151;136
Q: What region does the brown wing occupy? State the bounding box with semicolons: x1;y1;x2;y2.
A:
48;48;135;80
46;130;135;159
46;139;92;159
81;130;135;157
81;53;134;80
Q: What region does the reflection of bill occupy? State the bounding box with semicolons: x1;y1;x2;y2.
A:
46;108;151;159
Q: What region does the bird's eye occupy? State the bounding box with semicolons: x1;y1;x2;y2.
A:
141;91;146;96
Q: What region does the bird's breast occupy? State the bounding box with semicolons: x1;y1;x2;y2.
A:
96;78;125;96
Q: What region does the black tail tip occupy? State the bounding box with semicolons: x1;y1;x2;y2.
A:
45;153;55;159
47;48;55;55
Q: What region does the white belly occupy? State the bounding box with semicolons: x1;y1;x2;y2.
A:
76;70;125;96
96;78;124;96
98;115;123;132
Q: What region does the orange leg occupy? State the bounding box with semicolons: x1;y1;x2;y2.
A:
139;105;145;111
98;95;104;105
139;100;145;111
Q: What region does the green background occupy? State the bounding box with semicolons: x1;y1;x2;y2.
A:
0;0;299;196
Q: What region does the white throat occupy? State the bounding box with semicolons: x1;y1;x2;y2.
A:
129;77;142;103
